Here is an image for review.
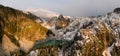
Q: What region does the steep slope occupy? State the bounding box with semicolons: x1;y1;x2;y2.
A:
0;5;47;56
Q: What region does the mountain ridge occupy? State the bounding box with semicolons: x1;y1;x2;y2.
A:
0;5;48;56
0;5;120;56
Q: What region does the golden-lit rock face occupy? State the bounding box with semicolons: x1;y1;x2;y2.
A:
78;22;116;56
56;20;68;27
15;18;47;41
0;5;47;41
0;5;48;55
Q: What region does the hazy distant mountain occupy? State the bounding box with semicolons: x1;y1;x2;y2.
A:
24;8;72;19
24;8;59;18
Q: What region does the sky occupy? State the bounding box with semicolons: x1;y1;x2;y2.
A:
0;0;120;17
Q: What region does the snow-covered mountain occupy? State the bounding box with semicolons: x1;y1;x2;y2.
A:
24;8;59;18
24;8;72;19
28;8;120;56
0;5;120;56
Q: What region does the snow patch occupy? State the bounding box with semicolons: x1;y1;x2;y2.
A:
28;50;39;56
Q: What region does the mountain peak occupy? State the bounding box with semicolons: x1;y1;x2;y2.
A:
24;8;59;18
58;14;64;20
113;7;120;13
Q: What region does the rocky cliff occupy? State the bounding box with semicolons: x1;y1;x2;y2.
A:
0;5;47;56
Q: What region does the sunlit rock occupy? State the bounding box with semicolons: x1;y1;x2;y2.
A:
0;5;47;56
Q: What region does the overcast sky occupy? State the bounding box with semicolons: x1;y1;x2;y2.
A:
0;0;120;17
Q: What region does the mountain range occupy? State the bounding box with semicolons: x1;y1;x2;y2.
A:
0;5;120;56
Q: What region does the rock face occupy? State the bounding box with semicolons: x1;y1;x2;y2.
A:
75;22;116;56
0;5;47;56
55;15;69;30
